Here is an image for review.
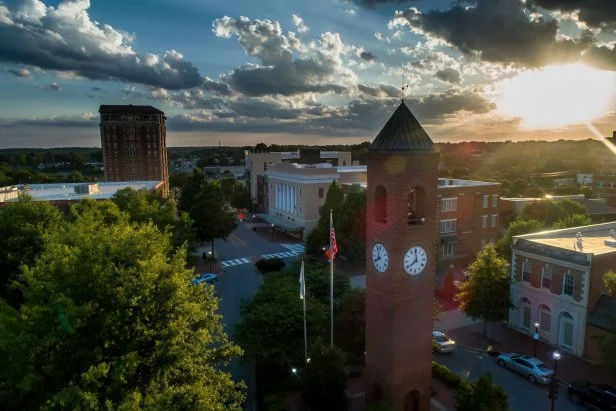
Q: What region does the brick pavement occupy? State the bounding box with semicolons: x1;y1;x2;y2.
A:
447;321;613;385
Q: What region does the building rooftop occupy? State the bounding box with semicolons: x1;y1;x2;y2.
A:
337;165;367;173
515;222;616;256
370;100;434;152
2;181;162;202
438;178;500;187
99;104;164;114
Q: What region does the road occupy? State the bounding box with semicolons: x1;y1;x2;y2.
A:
435;348;585;411
209;221;303;409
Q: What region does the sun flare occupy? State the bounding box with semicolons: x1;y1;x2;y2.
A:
497;63;616;129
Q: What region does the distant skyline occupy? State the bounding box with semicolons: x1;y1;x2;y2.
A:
1;0;616;148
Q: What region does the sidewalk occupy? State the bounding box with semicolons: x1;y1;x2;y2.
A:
447;319;613;385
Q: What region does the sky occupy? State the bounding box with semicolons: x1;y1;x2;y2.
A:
1;0;616;148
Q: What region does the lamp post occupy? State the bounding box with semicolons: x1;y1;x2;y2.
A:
208;251;212;272
252;214;256;232
270;224;275;242
550;351;561;411
533;322;540;357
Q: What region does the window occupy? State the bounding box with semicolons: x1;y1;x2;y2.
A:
374;185;387;223
319;188;324;198
539;305;551;332
408;186;426;225
492;194;498;207
491;214;497;228
481;215;488;228
522;260;532;282
442;243;455;257
563;272;574;296
441;198;457;212
440;219;457;234
264;162;267;171
542;266;552;290
483;194;489;208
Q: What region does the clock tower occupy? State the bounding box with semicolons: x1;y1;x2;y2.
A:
364;101;439;411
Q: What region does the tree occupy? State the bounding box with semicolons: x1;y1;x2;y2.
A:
455;373;508;411
219;176;239;203
518;199;588;226
0;196;64;307
334;288;365;365
306;181;344;256
552;213;592;229
301;339;349;411
495;219;544;261
456;244;512;338
336;184;366;262
598;271;616;378
178;169;206;212
112;187;176;230
231;184;251;211
190;182;238;254
0;201;244;410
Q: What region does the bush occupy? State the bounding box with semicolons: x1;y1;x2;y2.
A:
432;361;462;389
255;258;286;273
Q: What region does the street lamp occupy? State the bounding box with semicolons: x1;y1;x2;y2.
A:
291;367;301;381
533;322;540;357
252;214;256;232
549;351;561;411
208;251;212;272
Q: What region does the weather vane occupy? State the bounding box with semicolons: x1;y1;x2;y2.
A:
401;75;409;101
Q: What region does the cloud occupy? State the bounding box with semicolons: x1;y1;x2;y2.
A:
582;43;616;70
292;14;309;33
91;86;106;92
40;82;61;91
391;0;585;68
7;67;31;78
528;0;616;30
213;17;356;96
435;68;462;84
347;0;419;9
0;0;202;89
358;84;404;98
359;51;376;61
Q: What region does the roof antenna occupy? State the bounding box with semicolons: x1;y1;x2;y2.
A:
401;74;409;102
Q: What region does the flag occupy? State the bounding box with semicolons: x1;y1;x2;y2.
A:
330;226;338;260
299;260;305;300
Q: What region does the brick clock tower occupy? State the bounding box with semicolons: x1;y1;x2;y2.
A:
365;101;439;411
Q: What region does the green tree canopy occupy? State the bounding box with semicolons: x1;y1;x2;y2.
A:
552;213;592;229
112;187;176;229
0;196;64;307
178;169;206;212
334;288;365;365
518;199;588;226
306;181;344;256
455;373;509;411
456;244;512;338
495;219;545;261
301;339;349;411
336;184;366;262
0;200;244;410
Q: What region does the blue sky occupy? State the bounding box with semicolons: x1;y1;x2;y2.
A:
0;0;615;148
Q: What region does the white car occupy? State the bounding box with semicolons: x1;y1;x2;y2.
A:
433;331;456;353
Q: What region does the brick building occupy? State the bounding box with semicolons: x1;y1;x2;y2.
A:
99;105;169;197
592;132;616;203
508;222;616;361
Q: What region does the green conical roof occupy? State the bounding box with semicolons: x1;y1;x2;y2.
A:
369;100;434;152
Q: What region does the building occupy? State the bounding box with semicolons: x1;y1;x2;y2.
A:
593;132;616;203
0;181;164;211
260;163;366;238
99;105;169;197
364;100;438;410
244;149;352;212
508;222;616;361
500;195;616;225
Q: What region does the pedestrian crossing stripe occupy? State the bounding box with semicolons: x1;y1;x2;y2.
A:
261;251;300;260
280;243;305;253
220;258;251;267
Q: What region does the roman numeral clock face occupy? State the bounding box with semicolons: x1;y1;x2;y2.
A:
403;246;428;276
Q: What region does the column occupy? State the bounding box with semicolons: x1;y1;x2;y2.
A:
277;183;281;209
292;186;296;214
286;184;291;212
283;184;288;212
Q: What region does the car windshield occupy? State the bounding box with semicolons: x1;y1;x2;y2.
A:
434;335;448;343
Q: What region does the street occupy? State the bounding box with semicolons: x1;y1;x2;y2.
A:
435;348;585;411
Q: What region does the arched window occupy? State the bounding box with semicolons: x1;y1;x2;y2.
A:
375;185;387;223
408;186;426;225
539;304;551;333
521;297;531;330
403;390;420;411
560;312;574;348
373;383;383;402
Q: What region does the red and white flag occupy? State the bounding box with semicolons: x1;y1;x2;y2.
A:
330;226;338;260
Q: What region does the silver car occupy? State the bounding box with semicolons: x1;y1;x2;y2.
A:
496;353;554;384
432;331;456;353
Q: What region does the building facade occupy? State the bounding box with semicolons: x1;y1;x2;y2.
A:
99;105;169;197
508;222;616;361
593;133;616;202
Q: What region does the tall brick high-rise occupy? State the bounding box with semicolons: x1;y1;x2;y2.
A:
365;101;439;411
99;105;169;197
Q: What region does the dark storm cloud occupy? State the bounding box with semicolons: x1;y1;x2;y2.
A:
360;51;377;61
582;45;616;71
7;67;31;78
528;0;616;29
358;84;404;98
435;68;461;84
0;0;202;89
394;0;584;67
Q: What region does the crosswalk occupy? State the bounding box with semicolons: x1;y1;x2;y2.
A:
261;251;300;260
219;244;305;267
280;243;306;253
220;257;251;268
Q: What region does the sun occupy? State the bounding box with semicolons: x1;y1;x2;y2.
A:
497;63;616;129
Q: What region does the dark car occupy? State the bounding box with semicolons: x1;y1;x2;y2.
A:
568;381;616;410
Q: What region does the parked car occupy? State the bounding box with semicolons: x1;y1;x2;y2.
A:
432;331;456;353
567;380;616;410
192;273;218;285
496;353;553;384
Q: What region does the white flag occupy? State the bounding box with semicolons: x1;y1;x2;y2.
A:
299;260;305;300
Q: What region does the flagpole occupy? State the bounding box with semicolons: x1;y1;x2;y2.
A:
301;259;308;362
330;208;334;348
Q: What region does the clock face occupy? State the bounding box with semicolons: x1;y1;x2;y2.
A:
403;246;428;276
371;243;389;273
